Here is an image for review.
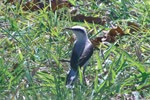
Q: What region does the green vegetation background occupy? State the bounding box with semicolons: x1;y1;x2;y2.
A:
0;0;150;99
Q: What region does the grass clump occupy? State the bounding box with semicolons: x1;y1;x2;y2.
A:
0;0;150;99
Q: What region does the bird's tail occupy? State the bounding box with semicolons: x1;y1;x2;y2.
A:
66;69;78;87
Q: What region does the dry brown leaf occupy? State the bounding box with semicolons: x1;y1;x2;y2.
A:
91;37;103;48
127;22;140;33
51;0;73;11
71;14;105;25
33;0;40;4
108;26;125;36
22;0;72;11
105;34;116;43
91;26;125;47
22;1;43;11
4;0;19;4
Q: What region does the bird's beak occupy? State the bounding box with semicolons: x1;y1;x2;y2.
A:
64;27;73;30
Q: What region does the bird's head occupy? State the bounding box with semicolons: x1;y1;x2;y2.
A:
64;26;88;40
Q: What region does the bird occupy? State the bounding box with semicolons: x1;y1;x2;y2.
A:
64;26;94;87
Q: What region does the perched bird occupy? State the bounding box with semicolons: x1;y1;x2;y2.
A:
65;26;94;86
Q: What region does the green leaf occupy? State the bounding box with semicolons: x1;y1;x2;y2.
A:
9;17;18;31
78;67;83;85
94;70;98;90
18;48;23;61
104;44;115;60
122;49;146;73
68;0;76;6
116;54;126;73
111;69;116;83
120;72;150;92
96;51;102;72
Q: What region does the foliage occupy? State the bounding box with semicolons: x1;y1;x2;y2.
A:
0;0;150;99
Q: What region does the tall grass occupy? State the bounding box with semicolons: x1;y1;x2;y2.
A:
0;0;150;99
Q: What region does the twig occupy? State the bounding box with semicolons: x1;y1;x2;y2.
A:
58;59;70;62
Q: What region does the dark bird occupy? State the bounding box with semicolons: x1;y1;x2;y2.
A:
65;26;94;87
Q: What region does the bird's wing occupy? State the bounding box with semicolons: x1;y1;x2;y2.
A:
70;41;85;71
79;41;94;67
